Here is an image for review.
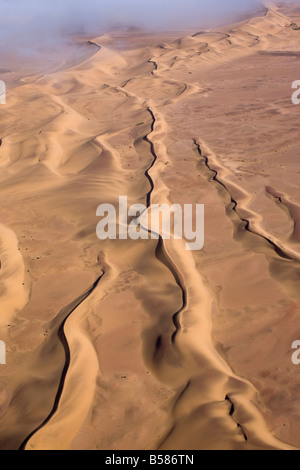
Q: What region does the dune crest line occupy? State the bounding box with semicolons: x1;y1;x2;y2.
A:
19;273;104;450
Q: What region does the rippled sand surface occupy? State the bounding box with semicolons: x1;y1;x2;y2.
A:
0;4;300;450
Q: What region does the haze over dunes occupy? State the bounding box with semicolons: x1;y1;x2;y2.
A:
1;1;300;450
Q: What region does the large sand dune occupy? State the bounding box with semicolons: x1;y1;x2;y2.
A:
1;4;300;450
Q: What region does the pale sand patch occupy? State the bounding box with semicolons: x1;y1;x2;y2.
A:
1;5;300;450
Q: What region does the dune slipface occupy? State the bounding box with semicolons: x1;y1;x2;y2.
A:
0;3;300;451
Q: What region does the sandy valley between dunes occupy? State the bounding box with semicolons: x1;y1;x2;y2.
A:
1;3;300;450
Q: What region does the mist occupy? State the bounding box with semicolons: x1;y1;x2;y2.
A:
0;0;295;67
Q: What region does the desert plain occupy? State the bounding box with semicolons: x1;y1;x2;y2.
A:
0;2;300;451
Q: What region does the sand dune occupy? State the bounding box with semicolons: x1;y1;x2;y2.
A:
1;5;300;450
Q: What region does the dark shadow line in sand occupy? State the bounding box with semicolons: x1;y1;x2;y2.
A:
144;107;157;208
148;59;158;76
144;108;187;344
19;273;104;451
225;395;248;442
194;140;294;262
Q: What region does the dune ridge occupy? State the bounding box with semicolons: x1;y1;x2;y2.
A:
0;4;300;450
